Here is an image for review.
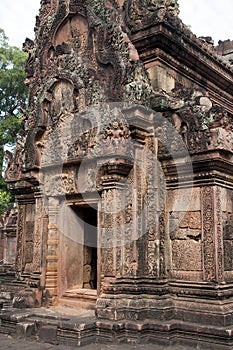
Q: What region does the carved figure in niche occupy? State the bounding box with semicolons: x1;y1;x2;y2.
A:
86;169;97;192
14;130;26;167
49;81;74;124
103;119;130;155
180;121;188;146
124;61;153;105
35;140;44;166
107;121;124;144
47;47;56;64
41;98;51;126
20;104;30;132
171;112;188;146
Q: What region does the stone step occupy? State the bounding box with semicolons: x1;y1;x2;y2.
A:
58;297;96;310
59;289;97;310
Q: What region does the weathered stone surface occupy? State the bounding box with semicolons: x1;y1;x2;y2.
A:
179;212;201;230
224;241;233;270
172;240;202;271
38;325;57;344
16;322;35;338
13;289;41;309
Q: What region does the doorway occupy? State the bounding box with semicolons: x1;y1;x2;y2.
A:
59;204;98;308
75;205;97;290
61;204;98;289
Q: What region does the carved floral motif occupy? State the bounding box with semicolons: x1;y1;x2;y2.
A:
201;187;215;282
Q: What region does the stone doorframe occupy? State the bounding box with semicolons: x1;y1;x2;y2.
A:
44;196;100;308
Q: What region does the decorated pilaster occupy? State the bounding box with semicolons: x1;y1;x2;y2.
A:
201;186;224;283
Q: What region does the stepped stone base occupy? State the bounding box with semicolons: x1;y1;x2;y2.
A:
1;305;233;349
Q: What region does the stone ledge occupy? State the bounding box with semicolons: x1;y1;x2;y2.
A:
1;306;233;349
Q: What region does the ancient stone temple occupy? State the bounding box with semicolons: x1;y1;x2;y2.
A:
1;0;233;348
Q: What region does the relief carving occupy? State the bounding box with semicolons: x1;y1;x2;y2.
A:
102;120;130;155
201;187;215;282
154;87;233;158
125;0;179;30
216;187;224;282
5;130;26;181
207;108;233;152
43;170;75;197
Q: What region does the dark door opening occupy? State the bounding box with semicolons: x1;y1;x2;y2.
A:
73;206;97;290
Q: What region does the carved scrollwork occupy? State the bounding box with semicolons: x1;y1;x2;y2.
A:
43;171;75;196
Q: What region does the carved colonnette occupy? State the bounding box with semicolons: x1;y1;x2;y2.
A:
44;198;60;304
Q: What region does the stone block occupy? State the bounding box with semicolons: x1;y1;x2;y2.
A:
170;228;201;240
179;211;201;229
38;325;57;344
172;240;202;271
167;188;201;213
16;322;35;338
224;214;233;240
25;221;34;241
224;241;233;270
25;242;34;263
